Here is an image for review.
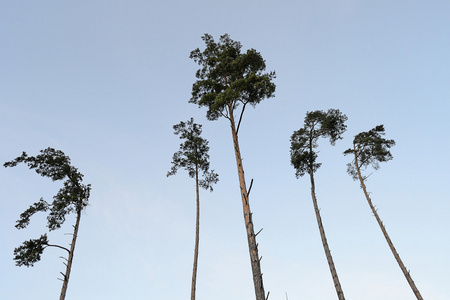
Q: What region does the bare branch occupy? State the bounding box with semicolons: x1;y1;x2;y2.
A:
247;178;254;197
255;228;263;236
46;243;70;253
236;102;247;135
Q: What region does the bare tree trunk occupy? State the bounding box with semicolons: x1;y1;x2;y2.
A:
309;171;345;300
228;104;266;300
191;166;200;300
353;152;423;300
59;207;81;300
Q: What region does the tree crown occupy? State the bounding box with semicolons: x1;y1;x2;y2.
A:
290;109;347;177
189;33;276;121
167;118;218;191
4;147;91;230
4;148;91;266
344;125;396;181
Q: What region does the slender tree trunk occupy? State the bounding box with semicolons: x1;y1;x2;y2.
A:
353;152;423;300
228;104;266;300
309;171;346;300
191;166;200;300
59;207;81;300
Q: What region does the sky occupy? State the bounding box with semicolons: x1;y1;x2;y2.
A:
1;1;449;299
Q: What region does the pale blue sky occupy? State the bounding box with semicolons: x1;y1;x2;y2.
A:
1;1;449;299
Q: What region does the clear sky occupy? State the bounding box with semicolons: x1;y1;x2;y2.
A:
1;1;449;299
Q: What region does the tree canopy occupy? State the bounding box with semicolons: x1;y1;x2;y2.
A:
189;33;276;121
167;118;218;191
344;124;396;181
4;147;91;267
290;109;348;177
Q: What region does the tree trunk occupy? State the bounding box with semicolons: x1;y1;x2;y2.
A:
353;151;423;300
191;166;200;300
309;171;346;300
228;104;266;300
59;207;81;300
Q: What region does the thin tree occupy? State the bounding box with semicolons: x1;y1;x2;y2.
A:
167;118;218;300
344;125;423;300
189;33;275;300
4;147;91;300
290;109;347;300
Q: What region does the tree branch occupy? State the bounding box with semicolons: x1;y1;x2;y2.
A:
220;109;230;121
46;243;70;253
255;228;263;237
236;102;247;135
247;178;254;197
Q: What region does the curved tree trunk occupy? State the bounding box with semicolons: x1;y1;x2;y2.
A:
191;166;200;300
309;171;346;300
228;104;266;300
353;152;423;300
59;207;81;300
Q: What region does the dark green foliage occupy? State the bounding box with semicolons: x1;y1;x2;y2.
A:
4;148;72;181
344;125;396;181
4;147;91;266
15;198;49;229
290;109;348;177
167;118;218;191
13;234;49;267
189;34;276;121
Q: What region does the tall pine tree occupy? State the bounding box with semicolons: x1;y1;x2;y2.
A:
167;118;218;300
344;125;423;300
290;109;347;300
189;34;275;300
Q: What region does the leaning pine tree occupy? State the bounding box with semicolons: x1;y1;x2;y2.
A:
189;33;275;300
344;125;423;300
290;109;347;300
4;147;91;300
167;118;218;300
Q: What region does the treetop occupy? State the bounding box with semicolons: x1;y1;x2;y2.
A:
4;148;73;181
290;109;347;177
189;33;276;121
5;148;91;268
4;147;91;231
167;118;218;191
344;125;396;180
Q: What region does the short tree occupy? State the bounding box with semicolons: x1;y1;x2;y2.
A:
4;147;91;300
189;33;275;300
167;118;218;300
344;125;423;300
290;109;347;300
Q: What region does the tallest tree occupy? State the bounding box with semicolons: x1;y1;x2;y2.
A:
189;34;275;300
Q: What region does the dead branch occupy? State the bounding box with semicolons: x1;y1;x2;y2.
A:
255;228;263;236
247;178;254;197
